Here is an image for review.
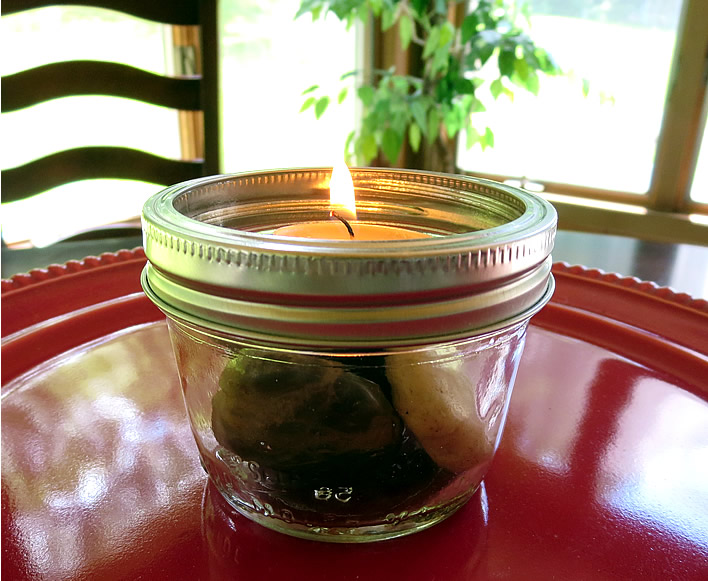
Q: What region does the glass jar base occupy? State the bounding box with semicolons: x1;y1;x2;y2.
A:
212;478;475;543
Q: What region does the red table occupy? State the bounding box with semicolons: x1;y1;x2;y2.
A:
2;251;707;580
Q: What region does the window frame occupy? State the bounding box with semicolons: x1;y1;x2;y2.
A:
369;0;708;245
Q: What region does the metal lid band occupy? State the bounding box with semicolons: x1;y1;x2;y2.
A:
141;168;557;345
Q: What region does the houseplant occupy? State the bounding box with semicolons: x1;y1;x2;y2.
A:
298;0;561;173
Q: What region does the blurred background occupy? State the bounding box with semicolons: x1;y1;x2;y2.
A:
1;0;706;248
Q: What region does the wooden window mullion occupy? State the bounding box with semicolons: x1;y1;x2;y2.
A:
647;0;708;213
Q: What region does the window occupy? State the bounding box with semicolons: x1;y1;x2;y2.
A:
2;1;704;247
690;117;707;203
1;1;356;246
453;0;707;244
1;6;177;246
219;1;357;173
457;1;682;194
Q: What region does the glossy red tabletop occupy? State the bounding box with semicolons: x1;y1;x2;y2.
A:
2;251;708;580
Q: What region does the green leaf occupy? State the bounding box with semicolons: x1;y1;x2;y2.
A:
302;84;319;95
357;85;375;108
431;47;450;76
582;78;591;98
391;76;410;93
427;108;440;144
444;105;467;138
399;13;413;51
409;123;422;152
521;1;532;24
470;96;486;113
523;48;542;72
482;127;495;150
368;0;383;16
514;57;529;80
294;1;310;19
411;0;428;17
338;87;349;104
438;22;455;48
525;70;539;95
296;0;322;20
328;0;363;20
410;100;429;136
499;49;516;78
371;95;392;127
466;29;502;70
513;57;539;94
344;130;356;156
490;78;503;99
423;26;441;59
461;13;479;44
535;49;560;74
391;110;409;135
340;70;357;81
466;126;481;149
300;96;316;112
381;8;396;31
314;96;330;119
382;127;403;164
360;133;378;163
478;43;496;68
455;78;477;95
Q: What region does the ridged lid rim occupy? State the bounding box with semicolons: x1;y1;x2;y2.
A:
140;168;557;344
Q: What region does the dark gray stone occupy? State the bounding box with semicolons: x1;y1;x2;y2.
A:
212;350;402;470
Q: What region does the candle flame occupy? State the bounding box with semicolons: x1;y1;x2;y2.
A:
329;161;356;220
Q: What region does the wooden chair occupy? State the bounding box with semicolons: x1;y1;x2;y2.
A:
1;0;220;238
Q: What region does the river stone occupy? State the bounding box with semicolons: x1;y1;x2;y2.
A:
212;350;402;470
386;351;493;474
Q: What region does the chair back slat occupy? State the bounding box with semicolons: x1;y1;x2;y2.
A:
2;147;204;203
2;61;202;113
1;0;199;25
1;0;220;220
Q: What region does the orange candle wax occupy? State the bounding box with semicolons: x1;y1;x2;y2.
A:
273;222;429;240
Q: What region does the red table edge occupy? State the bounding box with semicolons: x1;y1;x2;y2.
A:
2;251;707;386
1;247;146;294
3;249;706;318
1;248;147;337
3;250;706;308
547;261;708;356
552;261;708;312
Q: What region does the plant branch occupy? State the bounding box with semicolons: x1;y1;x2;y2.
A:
398;0;426;46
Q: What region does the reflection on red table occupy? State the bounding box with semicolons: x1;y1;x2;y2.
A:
2;256;707;580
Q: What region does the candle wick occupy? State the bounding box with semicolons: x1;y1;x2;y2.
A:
330;211;355;238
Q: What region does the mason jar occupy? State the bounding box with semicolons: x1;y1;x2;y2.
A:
141;168;556;543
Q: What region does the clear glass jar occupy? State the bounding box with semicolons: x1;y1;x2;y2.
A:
141;168;556;542
169;317;526;541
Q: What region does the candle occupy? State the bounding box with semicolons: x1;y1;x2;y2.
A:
273;162;430;240
273;222;427;240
